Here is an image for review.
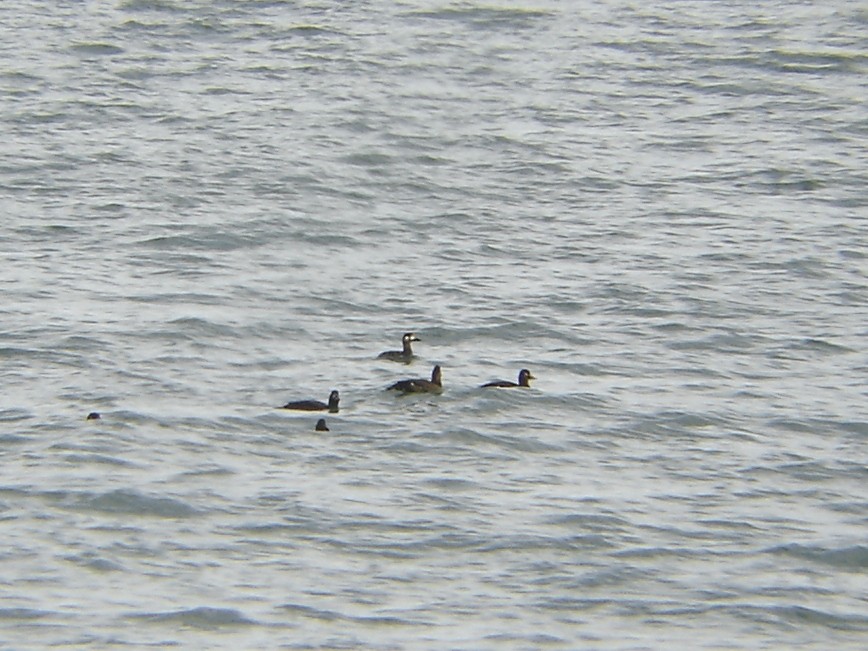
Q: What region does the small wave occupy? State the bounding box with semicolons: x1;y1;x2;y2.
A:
128;291;223;305
407;5;552;28
421;476;478;491
165;316;239;338
480;533;613;554
629;409;730;438
63;552;125;573
72;488;200;518
774;337;855;356
139;233;256;253
734;603;868;633
131;606;257;629
768;418;868;438
801;337;854;352
768;543;868;571
656;602;868;633
0;408;32;423
0;608;53;621
54;453;140;468
545;512;631;533
839;420;868;436
763;48;864;74
70;42;125;56
286;24;344;36
485;631;569;646
280;602;343;622
280;602;422;626
433;426;563;453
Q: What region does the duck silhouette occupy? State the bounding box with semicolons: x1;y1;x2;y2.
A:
387;365;442;394
378;332;420;362
280;390;340;413
481;369;535;388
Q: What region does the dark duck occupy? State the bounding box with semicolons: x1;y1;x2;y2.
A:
281;390;340;413
387;365;443;394
481;369;535;388
378;332;420;362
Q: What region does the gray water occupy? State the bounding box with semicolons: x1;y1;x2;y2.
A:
2;1;867;649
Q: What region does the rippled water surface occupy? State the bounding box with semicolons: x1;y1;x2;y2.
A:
2;1;866;649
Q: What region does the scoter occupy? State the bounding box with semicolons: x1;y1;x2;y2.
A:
387;365;442;394
280;390;340;413
378;332;420;362
315;418;329;432
481;369;535;388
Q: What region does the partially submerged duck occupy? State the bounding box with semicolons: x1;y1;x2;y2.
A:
481;369;535;388
378;332;420;362
281;390;340;413
315;418;329;432
387;365;442;394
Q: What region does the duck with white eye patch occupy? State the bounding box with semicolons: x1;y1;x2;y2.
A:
378;332;421;363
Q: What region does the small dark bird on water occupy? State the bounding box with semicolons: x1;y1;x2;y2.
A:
315;418;329;432
481;369;535;388
378;332;420;362
387;365;443;394
86;412;101;420
280;390;340;413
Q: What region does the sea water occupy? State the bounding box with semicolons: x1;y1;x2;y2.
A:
1;1;866;649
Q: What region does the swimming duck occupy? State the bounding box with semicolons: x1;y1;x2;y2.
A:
86;412;101;420
281;390;340;413
481;369;535;388
378;332;420;362
315;418;329;432
387;365;442;394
